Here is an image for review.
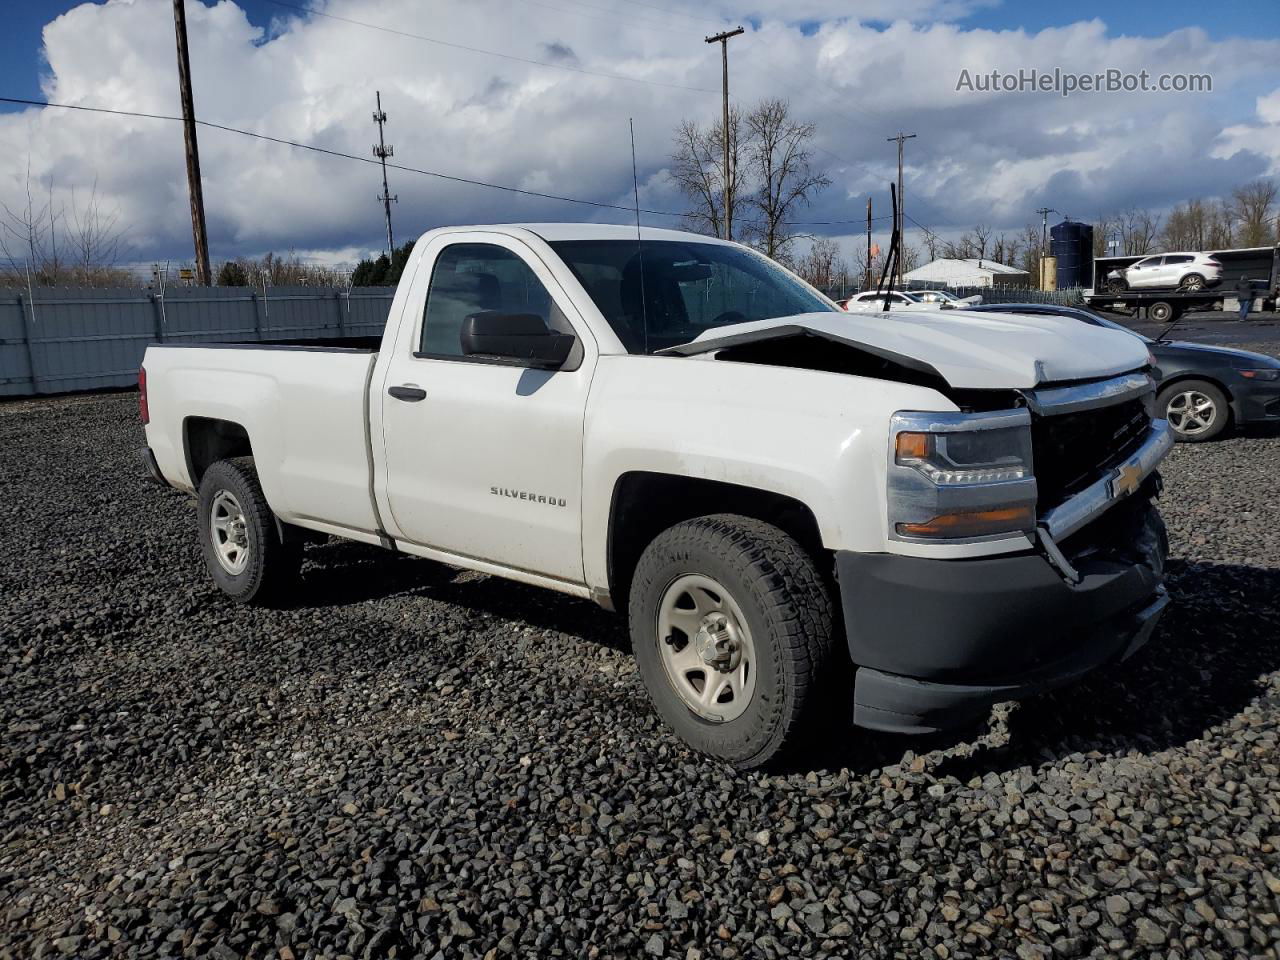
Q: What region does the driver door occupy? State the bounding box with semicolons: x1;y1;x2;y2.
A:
378;235;595;583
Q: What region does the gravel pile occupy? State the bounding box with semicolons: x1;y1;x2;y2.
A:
3;357;1280;959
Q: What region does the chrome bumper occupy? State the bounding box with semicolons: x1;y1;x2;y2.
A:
1041;418;1174;541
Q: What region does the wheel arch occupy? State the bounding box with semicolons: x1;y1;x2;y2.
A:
1157;372;1234;404
184;416;254;488
605;471;828;613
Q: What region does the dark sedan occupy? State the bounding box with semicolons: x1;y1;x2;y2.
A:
963;303;1280;441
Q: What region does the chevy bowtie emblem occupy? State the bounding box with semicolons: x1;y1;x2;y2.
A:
1112;464;1143;498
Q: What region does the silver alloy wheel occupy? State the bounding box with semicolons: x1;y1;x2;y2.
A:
1166;389;1217;436
656;574;757;722
210;490;250;575
1181;275;1205;291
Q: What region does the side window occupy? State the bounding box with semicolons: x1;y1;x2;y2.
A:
419;243;560;357
1165;255;1193;265
1134;257;1159;268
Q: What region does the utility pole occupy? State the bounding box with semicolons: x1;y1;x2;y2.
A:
886;132;916;287
172;0;211;286
372;91;397;255
1036;207;1054;255
1036;206;1059;291
705;26;744;242
865;197;873;290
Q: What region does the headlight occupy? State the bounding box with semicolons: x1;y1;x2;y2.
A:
1240;369;1280;381
888;410;1037;541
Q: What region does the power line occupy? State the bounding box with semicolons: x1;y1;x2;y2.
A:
0;95;688;216
1;95;897;229
262;0;717;95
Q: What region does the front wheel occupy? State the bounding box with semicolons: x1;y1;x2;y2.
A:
1158;379;1229;442
198;457;301;604
1107;277;1128;294
628;514;838;769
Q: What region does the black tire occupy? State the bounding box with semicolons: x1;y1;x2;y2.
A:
1107;277;1128;294
197;457;301;604
1148;301;1177;323
628;514;837;769
1178;273;1206;291
1157;379;1230;443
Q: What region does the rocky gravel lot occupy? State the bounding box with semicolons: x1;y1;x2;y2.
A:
3;345;1280;960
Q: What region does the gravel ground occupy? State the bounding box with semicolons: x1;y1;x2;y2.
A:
3;346;1280;960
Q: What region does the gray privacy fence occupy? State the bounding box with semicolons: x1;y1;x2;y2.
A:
0;286;397;397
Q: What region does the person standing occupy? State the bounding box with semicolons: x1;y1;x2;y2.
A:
1235;276;1255;320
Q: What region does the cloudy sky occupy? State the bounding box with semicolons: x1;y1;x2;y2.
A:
1;0;1277;270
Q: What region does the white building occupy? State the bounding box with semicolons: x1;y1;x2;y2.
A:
904;258;1030;288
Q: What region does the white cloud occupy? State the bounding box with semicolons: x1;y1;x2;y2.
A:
1214;88;1280;176
1;0;1277;269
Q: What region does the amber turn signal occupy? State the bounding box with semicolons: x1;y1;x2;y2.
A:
895;431;930;460
896;505;1034;539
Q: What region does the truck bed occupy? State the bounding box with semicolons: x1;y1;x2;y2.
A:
142;341;383;540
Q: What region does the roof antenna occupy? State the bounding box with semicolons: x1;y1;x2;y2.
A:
630;118;649;355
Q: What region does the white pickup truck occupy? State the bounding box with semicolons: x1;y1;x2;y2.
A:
141;223;1173;768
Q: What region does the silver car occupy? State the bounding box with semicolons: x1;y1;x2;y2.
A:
1106;252;1223;293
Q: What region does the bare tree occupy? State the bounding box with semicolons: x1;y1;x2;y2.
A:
1120;207;1161;255
971;223;992;263
795;236;842;290
1231;179;1278;247
920;227;940;262
739;99;830;261
0;158;55;277
669;108;746;239
1020;222;1043;278
1;161;131;287
899;242;921;274
1092;214;1118;258
68;177;125;274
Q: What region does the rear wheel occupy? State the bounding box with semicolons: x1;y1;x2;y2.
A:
1148;301;1177;323
198;457;301;604
1159;379;1229;442
628;514;838;769
1179;273;1206;291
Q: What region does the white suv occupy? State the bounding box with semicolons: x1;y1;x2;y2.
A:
1106;252;1223;293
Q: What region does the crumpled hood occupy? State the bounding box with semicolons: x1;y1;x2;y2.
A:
665;311;1151;389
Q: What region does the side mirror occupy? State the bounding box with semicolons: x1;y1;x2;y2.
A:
460;311;576;369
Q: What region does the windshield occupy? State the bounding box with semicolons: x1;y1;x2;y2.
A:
549;239;837;354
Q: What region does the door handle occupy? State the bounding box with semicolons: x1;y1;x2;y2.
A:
388;384;427;402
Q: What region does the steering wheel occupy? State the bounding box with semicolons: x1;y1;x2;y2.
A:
710;310;748;325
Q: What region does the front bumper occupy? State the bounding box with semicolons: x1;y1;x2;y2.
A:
1231;380;1280;425
842;497;1168;734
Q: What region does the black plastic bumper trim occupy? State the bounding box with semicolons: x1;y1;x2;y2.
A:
140;446;169;488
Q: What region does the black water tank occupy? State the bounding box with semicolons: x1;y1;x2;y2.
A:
1051;220;1094;289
